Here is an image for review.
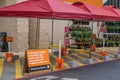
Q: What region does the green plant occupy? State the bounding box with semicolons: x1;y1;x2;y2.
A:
69;27;74;31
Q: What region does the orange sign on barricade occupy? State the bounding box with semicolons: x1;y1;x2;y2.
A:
25;49;50;72
6;37;13;42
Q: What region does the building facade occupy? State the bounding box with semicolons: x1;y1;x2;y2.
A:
104;0;120;8
62;0;103;7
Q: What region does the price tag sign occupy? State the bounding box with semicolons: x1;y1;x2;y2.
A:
100;27;106;33
26;49;50;72
64;39;70;47
64;26;69;33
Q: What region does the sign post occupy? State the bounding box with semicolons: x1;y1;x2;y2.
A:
91;34;96;51
56;40;64;70
6;37;13;63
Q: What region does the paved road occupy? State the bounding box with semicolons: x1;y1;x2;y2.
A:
18;59;120;80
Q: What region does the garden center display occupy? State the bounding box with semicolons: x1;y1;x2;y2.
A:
64;21;92;49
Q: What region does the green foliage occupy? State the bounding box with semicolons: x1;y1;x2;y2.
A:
70;26;92;42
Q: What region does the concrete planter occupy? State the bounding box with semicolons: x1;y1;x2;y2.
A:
115;53;120;58
102;55;110;61
85;58;93;64
69;61;78;67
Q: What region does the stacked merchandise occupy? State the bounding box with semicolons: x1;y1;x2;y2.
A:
104;22;120;47
96;22;120;47
64;22;92;49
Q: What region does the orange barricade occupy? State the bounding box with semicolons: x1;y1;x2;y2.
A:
6;53;13;63
56;58;64;70
61;47;67;56
100;51;107;59
91;44;96;51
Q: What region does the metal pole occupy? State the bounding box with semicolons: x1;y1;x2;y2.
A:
8;42;10;53
35;21;37;49
37;18;40;49
89;20;93;58
51;18;54;54
59;40;61;59
51;17;54;71
103;38;105;51
97;21;99;38
35;18;40;49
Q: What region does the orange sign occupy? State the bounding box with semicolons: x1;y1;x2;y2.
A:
26;49;50;67
6;37;13;42
62;0;103;7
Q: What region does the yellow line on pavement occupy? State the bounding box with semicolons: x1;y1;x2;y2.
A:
72;54;85;61
15;60;22;78
75;49;89;53
0;59;4;78
52;55;69;68
105;48;118;53
75;50;88;57
65;55;84;66
92;51;100;56
105;47;118;51
76;50;102;62
82;52;102;62
50;64;56;71
91;52;103;62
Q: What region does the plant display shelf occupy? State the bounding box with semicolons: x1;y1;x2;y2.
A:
64;25;92;49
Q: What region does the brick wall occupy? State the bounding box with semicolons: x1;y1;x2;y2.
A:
0;0;29;53
29;19;69;49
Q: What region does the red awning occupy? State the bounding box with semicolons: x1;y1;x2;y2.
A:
72;2;120;21
0;0;92;19
103;6;120;16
